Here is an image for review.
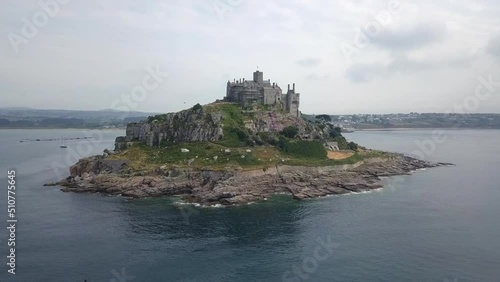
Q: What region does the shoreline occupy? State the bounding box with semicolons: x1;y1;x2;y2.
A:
46;154;453;206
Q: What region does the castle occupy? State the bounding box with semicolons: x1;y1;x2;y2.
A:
224;70;300;117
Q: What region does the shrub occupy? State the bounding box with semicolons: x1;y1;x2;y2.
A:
192;103;203;111
279;139;327;159
329;127;343;138
253;135;264;146
334;136;349;150
232;127;249;141
281;126;299;138
316;114;331;122
348;142;358;151
329;130;340;138
259;132;279;145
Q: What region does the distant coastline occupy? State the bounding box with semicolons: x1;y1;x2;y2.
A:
356;127;500;131
0;126;126;130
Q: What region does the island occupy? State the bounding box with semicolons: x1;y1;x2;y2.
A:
47;70;451;206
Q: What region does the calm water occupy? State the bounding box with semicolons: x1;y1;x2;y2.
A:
0;129;499;282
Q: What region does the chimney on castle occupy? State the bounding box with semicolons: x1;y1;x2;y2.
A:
288;84;290;92
273;82;275;88
293;83;295;91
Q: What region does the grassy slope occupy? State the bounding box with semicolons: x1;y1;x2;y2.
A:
109;141;390;172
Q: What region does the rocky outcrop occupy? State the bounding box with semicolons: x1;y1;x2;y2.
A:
116;107;224;150
47;154;452;206
244;111;324;139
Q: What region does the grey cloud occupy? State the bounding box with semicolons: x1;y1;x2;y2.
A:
487;34;500;57
346;56;436;83
345;64;383;83
296;58;321;67
371;22;447;51
305;73;329;80
345;50;478;83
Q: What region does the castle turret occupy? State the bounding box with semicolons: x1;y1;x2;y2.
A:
253;70;263;85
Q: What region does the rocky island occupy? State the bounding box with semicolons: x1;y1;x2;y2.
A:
47;70;451;206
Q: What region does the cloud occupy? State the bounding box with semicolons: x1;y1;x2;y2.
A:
346;56;446;83
486;34;500;57
0;0;499;114
371;22;447;51
296;58;321;67
305;73;329;80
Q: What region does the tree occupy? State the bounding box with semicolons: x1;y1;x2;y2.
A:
329;127;342;138
348;142;358;151
316;114;331;122
192;103;203;111
281;126;299;138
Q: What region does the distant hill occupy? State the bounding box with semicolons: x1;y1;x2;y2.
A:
0;108;160;129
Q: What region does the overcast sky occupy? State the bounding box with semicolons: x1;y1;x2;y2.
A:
1;0;500;114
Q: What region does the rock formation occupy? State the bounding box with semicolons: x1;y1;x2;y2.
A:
47;154;452;206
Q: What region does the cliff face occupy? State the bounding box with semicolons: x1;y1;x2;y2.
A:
117;107;225;149
244;110;324;138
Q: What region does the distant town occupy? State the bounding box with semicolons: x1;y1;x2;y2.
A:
307;113;500;130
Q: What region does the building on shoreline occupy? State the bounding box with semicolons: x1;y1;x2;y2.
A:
224;70;300;117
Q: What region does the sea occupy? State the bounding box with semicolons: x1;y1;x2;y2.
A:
0;128;499;282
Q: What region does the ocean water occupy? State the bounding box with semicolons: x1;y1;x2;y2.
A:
0;129;499;282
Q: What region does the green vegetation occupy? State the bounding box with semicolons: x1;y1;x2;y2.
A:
280;125;299;138
192;103;203;111
283;152;364;167
348;142;358;151
329;127;342;138
110;141;391;172
258;132;279;145
207;103;248;147
111;142;262;170
220;127;253;147
147;113;169;123
316;114;331;122
278;138;327;159
214;103;245;128
333;136;348;149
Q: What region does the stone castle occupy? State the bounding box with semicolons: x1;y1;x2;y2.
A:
224;70;300;117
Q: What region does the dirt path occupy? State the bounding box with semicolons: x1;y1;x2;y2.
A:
327;151;355;160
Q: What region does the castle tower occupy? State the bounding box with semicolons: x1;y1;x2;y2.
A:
253;70;263;85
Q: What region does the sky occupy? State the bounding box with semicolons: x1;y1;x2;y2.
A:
1;0;500;114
